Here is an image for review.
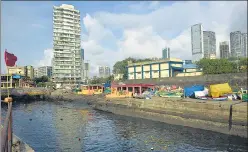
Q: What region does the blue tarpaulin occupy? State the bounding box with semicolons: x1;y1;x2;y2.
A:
184;85;204;97
12;74;21;79
104;81;111;88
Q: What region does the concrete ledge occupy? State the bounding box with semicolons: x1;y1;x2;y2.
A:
93;97;248;138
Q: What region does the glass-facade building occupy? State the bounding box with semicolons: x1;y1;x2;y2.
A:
203;31;216;58
191;24;204;62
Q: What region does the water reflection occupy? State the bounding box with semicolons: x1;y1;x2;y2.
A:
1;101;247;152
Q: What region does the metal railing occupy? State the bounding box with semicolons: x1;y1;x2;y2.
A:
1;102;13;152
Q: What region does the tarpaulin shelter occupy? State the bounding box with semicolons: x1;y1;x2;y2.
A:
209;83;232;98
184;85;204;97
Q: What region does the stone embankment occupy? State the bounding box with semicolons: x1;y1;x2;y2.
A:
92;97;247;138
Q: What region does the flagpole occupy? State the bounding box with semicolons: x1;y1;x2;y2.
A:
7;66;9;98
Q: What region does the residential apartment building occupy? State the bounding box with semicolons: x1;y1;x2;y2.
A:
162;47;170;59
203;31;216;58
26;65;34;79
84;62;89;81
38;66;53;78
52;4;82;84
241;33;247;57
99;66;110;78
99;66;104;78
219;41;230;59
104;66;111;77
34;68;38;78
191;24;204;62
230;31;245;58
7;66;26;76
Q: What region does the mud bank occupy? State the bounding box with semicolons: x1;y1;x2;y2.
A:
92;97;248;138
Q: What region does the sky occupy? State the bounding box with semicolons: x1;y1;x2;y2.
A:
1;1;247;77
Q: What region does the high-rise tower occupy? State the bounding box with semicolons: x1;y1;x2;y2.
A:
52;4;81;84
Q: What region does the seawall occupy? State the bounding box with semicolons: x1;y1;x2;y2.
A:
93;97;248;138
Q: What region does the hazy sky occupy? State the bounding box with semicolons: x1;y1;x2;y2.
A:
1;1;247;76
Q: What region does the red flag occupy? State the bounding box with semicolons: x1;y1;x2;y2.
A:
4;49;17;67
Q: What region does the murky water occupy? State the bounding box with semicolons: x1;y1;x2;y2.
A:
1;100;247;152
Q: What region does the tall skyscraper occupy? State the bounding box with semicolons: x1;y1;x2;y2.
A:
241;33;247;57
81;48;84;60
219;41;230;59
99;66;105;78
162;47;170;59
99;66;110;78
84;62;89;81
191;24;204;62
230;31;242;58
52;4;81;84
81;48;85;82
203;31;216;58
104;66;111;77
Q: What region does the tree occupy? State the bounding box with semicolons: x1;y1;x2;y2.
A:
239;57;248;72
196;58;238;74
33;76;49;84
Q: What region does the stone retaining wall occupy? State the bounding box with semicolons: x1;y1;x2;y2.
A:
93;97;248;138
125;73;247;89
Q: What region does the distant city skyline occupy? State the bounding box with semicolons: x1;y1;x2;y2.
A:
99;66;111;78
219;41;230;59
230;31;247;58
203;31;216;58
191;23;204;62
1;1;247;76
162;47;170;59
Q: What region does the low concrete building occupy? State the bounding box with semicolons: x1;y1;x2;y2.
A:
26;65;34;79
1;74;20;88
176;64;202;77
34;68;38;78
8;66;26;76
38;66;52;78
127;58;184;80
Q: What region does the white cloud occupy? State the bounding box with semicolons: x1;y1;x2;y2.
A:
83;1;247;76
38;1;247;77
37;48;53;67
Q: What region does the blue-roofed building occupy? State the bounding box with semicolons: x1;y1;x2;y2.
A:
176;63;203;77
127;58;184;80
127;58;203;80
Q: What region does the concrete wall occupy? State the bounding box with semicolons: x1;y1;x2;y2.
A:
125;73;247;88
176;72;202;77
94;97;247;138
